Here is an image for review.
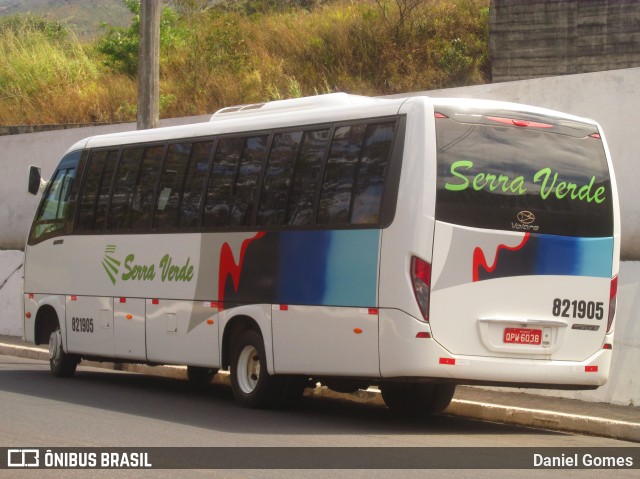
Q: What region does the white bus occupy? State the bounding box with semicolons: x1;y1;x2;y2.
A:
23;93;620;414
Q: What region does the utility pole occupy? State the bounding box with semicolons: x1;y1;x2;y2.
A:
137;0;161;130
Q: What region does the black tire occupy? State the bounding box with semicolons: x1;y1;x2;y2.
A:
186;366;218;387
426;384;456;414
230;329;284;409
381;383;435;416
381;383;456;416
49;327;78;378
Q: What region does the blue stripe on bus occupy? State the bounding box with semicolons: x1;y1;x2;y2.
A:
322;229;379;306
533;235;613;278
223;229;380;307
475;234;613;282
277;229;379;306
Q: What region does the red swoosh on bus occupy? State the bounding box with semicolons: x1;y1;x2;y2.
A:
218;232;266;310
472;233;530;282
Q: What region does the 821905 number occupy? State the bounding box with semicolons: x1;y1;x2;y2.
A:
552;298;604;320
71;317;94;333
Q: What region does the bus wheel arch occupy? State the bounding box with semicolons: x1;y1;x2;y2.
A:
34;304;60;346
221;314;262;370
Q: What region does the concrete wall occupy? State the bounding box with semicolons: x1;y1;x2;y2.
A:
490;0;640;82
0;250;23;336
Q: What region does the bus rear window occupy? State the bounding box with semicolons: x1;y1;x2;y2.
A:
435;110;613;237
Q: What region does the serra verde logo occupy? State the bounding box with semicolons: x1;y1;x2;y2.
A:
101;245;194;286
445;160;606;204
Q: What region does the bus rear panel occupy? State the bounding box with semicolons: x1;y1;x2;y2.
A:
425;101;617;388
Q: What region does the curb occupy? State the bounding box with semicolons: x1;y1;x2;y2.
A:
445;399;640;443
2;341;638;443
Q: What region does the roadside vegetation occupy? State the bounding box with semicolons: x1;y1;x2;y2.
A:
0;0;489;125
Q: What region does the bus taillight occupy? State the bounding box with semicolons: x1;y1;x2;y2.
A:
608;275;618;333
411;256;431;322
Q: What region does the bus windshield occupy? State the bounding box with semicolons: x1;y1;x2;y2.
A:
435;107;613;237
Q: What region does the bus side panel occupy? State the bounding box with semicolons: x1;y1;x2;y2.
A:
261;229;381;376
65;295;114;357
23;294;39;344
114;298;146;361
378;97;436;323
146;299;220;367
272;305;379;376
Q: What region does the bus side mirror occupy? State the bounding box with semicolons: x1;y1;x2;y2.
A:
28;166;42;195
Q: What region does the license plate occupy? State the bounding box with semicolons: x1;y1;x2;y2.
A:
503;328;542;345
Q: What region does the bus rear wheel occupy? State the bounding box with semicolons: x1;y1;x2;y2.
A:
381;383;456;416
230;329;284;409
427;384;456;413
49;327;78;378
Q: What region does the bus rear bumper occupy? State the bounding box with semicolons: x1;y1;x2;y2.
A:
379;308;611;388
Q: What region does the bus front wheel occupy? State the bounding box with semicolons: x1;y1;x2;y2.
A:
49;328;78;378
230;329;284;409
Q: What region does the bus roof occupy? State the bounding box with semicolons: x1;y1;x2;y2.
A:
64;94;598;154
78;93;406;151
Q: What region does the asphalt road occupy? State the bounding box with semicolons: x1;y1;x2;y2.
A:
0;354;637;479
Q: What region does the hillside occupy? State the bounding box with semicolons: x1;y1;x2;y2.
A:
0;0;132;38
0;0;490;126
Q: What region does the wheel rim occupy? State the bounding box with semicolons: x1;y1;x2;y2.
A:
236;344;260;394
49;329;61;365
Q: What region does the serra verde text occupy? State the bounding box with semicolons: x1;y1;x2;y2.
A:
445;160;606;203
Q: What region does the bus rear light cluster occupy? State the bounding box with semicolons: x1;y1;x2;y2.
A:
607;275;618;333
411;256;432;322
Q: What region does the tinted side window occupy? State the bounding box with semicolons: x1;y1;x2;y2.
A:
130;145;164;229
288;129;330;226
258;131;303;226
155;143;192;230
109;147;144;230
231;135;268;227
179;141;214;229
77;150;107;231
350;122;395;225
317;124;367;225
94;151;119;230
65;149;88;233
203;137;243;228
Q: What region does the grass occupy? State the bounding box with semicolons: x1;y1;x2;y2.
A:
0;0;490;125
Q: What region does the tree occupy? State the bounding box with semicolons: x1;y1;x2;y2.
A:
96;0;181;77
